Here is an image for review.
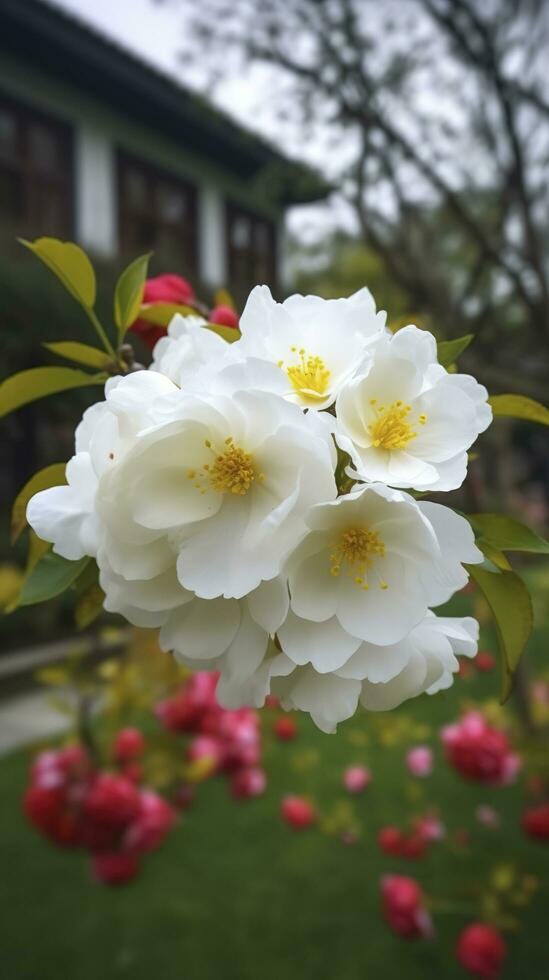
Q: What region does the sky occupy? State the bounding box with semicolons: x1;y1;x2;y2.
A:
43;0;341;239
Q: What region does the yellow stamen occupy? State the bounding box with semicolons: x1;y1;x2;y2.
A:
368;401;427;450
329;526;386;590
284;349;331;399
187;439;257;496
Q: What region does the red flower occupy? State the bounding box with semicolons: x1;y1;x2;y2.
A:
377;825;428;859
91;851;139;886
155;672;219;733
130;274;196;349
281;795;316;829
113;728;146;763
274;716;298;741
210;305;239;330
456;923;506;979
475;651;496;673
378;826;405;856
521;801;549;840
230;767;267;800
84;774;140;830
380;875;433;939
441;712;521;785
124;790;175;854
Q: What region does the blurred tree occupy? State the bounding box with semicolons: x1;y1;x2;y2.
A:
173;0;549;398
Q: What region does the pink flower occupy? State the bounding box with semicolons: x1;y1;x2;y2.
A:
281;796;316;830
380;875;433;939
84;774;140;831
456;923;506;978
406;746;433;778
230;767;267;800
441;712;521;786
130;274;196;349
186;735;224;775
124;790;175;854
343;765;371;793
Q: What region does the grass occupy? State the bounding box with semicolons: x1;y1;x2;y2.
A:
2;585;549;980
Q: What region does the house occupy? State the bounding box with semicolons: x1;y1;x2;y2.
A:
0;0;329;301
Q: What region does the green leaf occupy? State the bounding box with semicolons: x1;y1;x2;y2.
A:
204;322;241;343
137;302;198;328
437;334;474;367
19;237;96;307
43;341;111;370
17;553;91;608
0;366;105;418
489;393;549;426
11;463;67;543
114;253;152;339
467;564;533;702
468;513;549;555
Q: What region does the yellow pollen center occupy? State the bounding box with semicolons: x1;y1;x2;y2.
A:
187;437;262;496
329;526;387;591
281;347;331;399
367;399;427;450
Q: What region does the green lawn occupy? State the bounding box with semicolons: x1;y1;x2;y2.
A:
2;591;549;980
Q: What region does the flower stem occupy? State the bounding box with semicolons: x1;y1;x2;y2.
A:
84;306;116;359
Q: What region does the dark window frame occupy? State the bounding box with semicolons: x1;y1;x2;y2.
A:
117;151;199;278
225;201;278;301
0;90;74;243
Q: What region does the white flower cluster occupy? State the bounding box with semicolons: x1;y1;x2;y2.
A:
28;286;491;732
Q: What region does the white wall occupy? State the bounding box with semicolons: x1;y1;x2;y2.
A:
75;124;117;256
198;186;226;287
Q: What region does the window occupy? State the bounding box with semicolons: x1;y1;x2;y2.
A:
226;203;277;303
0;94;73;247
118;153;198;277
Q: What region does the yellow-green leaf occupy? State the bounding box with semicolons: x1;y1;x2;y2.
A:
467;564;533;702
489;394;549;426
477;540;512;571
213;288;236;311
17;553;90;608
204;322;241;343
11;463;67;543
0;366;105;418
437;334;474;367
43;341;111;370
19;237;96;307
137;302;198;328
468;513;549;555
114;253;152;338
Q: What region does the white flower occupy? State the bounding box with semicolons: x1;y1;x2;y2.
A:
95;385;337;600
215;612;478;733
100;553;290;692
283;483;482;649
27;371;175;560
236;285;387;409
150;314;239;388
335;325;492;491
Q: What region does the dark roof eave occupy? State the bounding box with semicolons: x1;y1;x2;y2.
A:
1;0;330;206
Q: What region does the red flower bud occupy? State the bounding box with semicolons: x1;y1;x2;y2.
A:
91;851;139;886
209;305;239;330
274;716;298;741
113;728;146;763
281;795;316;829
456;923;506;978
